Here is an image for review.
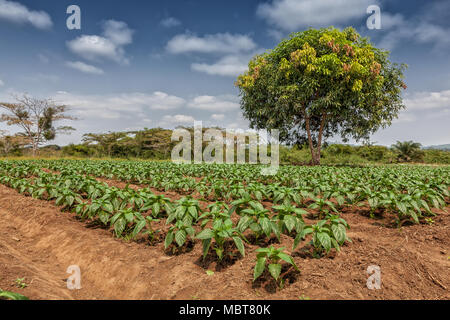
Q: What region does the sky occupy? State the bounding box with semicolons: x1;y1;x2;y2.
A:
0;0;449;147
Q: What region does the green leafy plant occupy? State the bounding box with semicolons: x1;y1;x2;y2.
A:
253;246;300;288
273;187;302;205
295;217;350;256
140;193;173;218
164;220;196;251
110;208;142;238
238;201;279;241
272;203;307;235
15;278;27;289
196;218;245;261
167;196;201;225
199;201;231;228
0;290;29;300
131;215;160;242
308;197;338;219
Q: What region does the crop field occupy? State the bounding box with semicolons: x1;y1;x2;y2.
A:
0;159;449;300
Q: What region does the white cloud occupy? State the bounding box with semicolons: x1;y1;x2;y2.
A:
166;32;257;54
66;61;105;75
52;91;186;120
102;20;134;46
0;0;52;29
187;95;240;111
191;55;249;77
257;0;372;31
66;20;133;64
0;79;4;86
392;111;416;124
162;114;195;124
160;17;181;28
379;20;450;50
136;91;186;110
376;3;450;51
404;90;450;111
381;12;406;29
211;114;225;121
66;35;126;64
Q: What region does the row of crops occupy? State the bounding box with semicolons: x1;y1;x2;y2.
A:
0;160;448;286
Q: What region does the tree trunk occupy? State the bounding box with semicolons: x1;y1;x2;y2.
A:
304;112;327;166
32;140;38;157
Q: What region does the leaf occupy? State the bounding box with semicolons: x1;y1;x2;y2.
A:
188;206;198;219
164;231;174;249
110;212;121;225
268;263;282;281
237;215;251;232
98;211;110;225
284;215;296;232
260;217;271;237
152;202;160;216
397;202;407;214
233;236;245;257
124;211;134;223
103;203;114;213
317;232;331;252
196;228;214;240
409;210;419;224
278;252;299;271
432;198;440;209
175;229;187;247
254;257;266;281
202;238;212;260
292;233;303;250
114;218;126;238
0;291;29;300
249;222;262;233
300;227;313;239
132;219;146;238
331;224;346;244
331;238;341;252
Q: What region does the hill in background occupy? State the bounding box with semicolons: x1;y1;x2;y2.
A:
423;144;450;151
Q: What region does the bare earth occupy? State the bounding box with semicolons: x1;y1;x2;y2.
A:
0;183;448;300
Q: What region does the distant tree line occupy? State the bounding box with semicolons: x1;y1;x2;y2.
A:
1;126;448;165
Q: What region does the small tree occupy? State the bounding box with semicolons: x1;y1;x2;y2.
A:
391;141;424;162
0;131;30;155
82;132;128;157
236;27;407;165
0;94;76;156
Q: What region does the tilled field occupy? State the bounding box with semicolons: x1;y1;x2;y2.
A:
0;160;449;300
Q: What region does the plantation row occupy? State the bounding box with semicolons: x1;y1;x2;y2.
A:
0;160;448;286
30;160;450;226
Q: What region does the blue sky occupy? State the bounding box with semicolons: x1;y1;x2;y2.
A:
0;0;449;146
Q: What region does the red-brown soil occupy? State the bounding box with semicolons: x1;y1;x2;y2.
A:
0;183;448;300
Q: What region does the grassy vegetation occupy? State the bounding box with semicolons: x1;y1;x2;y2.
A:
3;143;450;166
280;144;450;165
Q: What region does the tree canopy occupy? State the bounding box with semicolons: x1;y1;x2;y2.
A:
236;27;407;165
0;94;76;156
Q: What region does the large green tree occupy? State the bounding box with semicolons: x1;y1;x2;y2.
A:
236;27;407;165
